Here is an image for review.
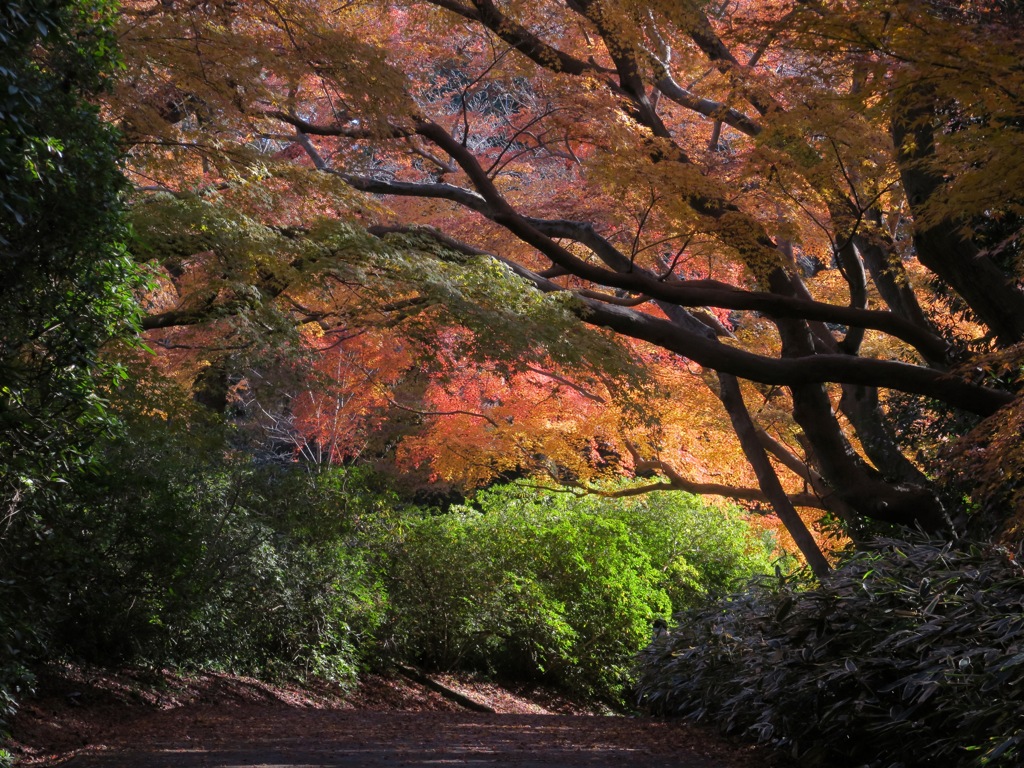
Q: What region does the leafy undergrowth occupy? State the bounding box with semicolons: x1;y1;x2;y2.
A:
636;535;1024;768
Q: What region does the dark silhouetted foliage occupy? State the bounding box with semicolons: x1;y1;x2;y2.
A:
636;535;1024;767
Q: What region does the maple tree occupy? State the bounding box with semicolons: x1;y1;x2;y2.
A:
111;0;1024;573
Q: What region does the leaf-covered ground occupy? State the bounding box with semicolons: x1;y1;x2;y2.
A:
8;664;789;767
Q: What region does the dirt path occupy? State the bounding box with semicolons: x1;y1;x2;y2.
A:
57;708;746;767
8;665;784;768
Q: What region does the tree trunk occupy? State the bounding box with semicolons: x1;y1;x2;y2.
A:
839;384;930;486
892;102;1024;346
718;373;831;577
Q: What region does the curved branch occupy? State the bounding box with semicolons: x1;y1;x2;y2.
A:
343;173;491;214
718;373;831;576
582;476;825;509
654;74;763;136
425;0;597;77
682;10;782;117
142;306;220;329
363;222;1008;416
576;288;651;307
580;299;1009;415
339;151;949;362
265;111;413;139
523;365;607;403
520;215;948;361
383;398;502;428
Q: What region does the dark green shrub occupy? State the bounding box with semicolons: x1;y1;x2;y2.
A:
635;535;1024;767
5;368;392;685
1;0;139;522
0;594;38;727
1;0;138;729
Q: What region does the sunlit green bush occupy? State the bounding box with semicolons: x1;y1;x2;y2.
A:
384;500;668;700
382;484;776;700
636;535;1024;767
589;489;781;610
463;485;780;612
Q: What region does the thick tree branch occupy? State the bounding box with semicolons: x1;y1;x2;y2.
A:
682;10;781;117
265;110;414;139
653;74;763;136
572;300;1009;416
363;223;1009;416
306;115;948;361
583;476;825;509
520;215;949;361
643;17;764;136
425;0;598;76
892;95;1024;345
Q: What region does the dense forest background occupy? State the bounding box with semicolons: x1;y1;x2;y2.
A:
3;0;1024;765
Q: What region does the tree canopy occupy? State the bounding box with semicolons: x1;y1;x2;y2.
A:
107;0;1024;571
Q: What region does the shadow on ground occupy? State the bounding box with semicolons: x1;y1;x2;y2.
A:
62;710;728;767
9;665;784;767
